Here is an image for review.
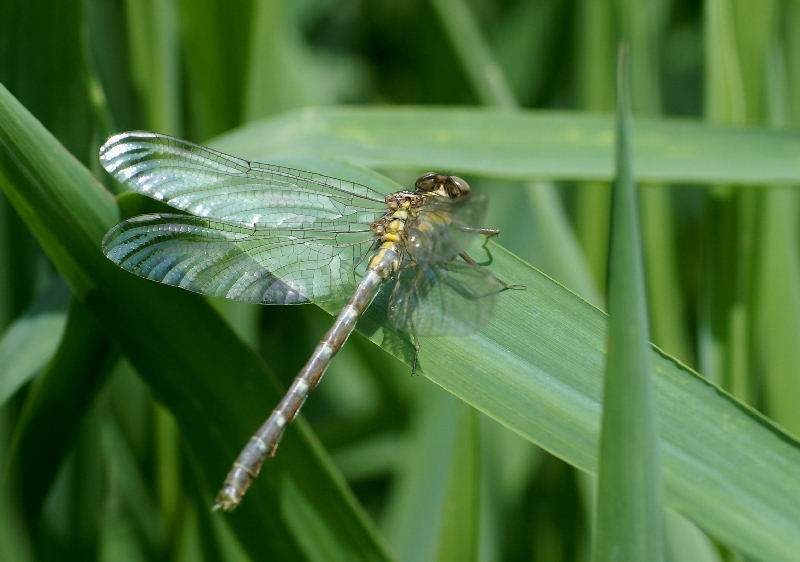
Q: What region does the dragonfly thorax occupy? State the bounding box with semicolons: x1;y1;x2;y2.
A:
370;172;473;269
372;191;423;238
367;190;427;278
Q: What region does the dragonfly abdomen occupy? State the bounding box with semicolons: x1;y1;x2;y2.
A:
213;245;401;511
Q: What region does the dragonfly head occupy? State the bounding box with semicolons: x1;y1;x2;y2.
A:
415;172;472;199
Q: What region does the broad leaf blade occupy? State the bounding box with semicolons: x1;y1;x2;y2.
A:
215;107;800;185
216;111;800;561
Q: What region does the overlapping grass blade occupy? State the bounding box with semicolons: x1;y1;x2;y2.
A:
593;47;664;561
215;107;800;185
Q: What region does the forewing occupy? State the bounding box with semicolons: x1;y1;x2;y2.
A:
387;260;501;336
103;214;376;304
99;131;386;228
408;193;490;263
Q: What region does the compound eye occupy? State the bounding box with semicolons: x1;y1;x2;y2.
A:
447;176;471;197
415;172;439;191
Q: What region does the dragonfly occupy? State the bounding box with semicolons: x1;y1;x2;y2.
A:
99;131;517;511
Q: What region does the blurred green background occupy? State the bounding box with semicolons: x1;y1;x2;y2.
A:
2;0;800;561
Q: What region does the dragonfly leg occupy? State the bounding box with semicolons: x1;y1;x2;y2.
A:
388;267;425;374
459;251;525;291
458;251;480;267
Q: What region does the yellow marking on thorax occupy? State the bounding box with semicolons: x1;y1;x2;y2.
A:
387;219;404;231
367;192;424;275
381;202;417;243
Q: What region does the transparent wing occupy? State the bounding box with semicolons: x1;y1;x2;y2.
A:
103;214;376;304
386;260;502;336
407;193;490;263
99;131;387;228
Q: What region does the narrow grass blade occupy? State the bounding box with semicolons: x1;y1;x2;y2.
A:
593;46;664;561
428;0;516;108
380;388;459;561
178;0;249;138
243;0;315;120
436;403;481;562
5;298;112;521
123;0;181;134
0;409;33;562
616;0;691;366
756;34;800;438
429;0;600;306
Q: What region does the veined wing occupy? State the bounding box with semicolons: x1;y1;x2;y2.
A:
103;214;376;304
407;193;490;263
386;260;501;336
99;131;387;229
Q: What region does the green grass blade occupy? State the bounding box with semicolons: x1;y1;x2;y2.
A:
380;388;459;561
593;47;664;561
428;0;516;108
101;409;169;551
617;0;691;366
123;0;181;133
382;242;798;562
66;408;110;561
0;0;94;158
218;112;800;560
215;107;800;186
435;403;481;562
429;0;600;306
217;110;800;560
699;0;753;406
0;409;33;562
242;0;315;120
574;0;615;293
5;298;111;521
663;512;721;562
178;0;250;139
0;283;68;408
704;0;746;125
0;198;39;329
756;23;800;438
0;85;117;298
